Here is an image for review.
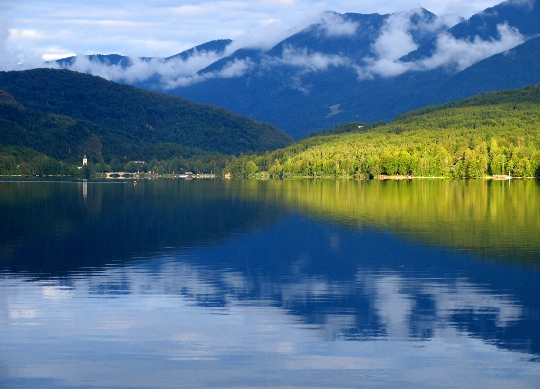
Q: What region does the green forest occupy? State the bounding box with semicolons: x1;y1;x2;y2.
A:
224;85;540;179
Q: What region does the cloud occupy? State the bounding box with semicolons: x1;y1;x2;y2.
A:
372;11;421;61
414;22;525;71
270;45;351;72
0;20;58;70
68;49;225;80
56;46;242;89
223;16;314;54
356;20;525;79
354;9;436;79
317;12;359;37
162;57;255;88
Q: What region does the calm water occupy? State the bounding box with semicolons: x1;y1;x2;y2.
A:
1;179;539;389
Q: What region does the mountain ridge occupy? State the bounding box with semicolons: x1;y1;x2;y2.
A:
41;0;540;138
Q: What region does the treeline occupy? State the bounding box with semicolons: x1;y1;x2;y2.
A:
87;153;230;175
0;148;230;177
0;146;80;176
225;86;540;179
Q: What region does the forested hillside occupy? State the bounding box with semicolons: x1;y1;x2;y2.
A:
0;90;232;175
225;85;540;179
0;69;292;157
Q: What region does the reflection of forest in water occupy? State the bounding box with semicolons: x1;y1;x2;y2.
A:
267;179;540;266
0;179;286;274
1;179;539;274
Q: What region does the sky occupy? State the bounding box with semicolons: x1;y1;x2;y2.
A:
1;0;504;66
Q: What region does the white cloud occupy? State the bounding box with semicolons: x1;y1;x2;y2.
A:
354;9;439;79
356;58;410;79
64;48;228;83
162;57;255;88
415;23;526;71
372;11;421;61
317;12;359;37
268;45;351;72
224;16;314;54
356;21;526;80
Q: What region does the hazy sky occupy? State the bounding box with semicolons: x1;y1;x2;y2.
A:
1;0;503;62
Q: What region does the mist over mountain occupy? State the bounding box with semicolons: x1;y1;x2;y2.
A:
53;0;540;139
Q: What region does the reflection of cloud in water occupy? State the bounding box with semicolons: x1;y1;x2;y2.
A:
40;259;523;338
371;274;415;338
3;259;524;339
0;262;538;389
427;280;522;328
363;273;523;337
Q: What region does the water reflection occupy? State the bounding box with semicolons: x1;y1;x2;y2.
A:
0;179;539;388
268;180;540;265
0;179;286;274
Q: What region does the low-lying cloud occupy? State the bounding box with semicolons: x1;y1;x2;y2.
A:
62;48;228;86
161;57;255;89
317;12;359;37
357;21;525;80
268;45;352;73
0;9;529;91
414;23;525;71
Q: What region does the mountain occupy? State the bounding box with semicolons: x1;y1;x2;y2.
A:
159;9;456;139
52;0;540;139
166;0;540;139
0;69;293;163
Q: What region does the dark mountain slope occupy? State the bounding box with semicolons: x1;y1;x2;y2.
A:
0;90;112;162
165;39;232;61
439;36;540;102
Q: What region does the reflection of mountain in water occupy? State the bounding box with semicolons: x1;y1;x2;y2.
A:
0;180;286;274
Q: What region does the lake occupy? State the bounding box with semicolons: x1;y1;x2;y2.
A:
1;179;539;388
